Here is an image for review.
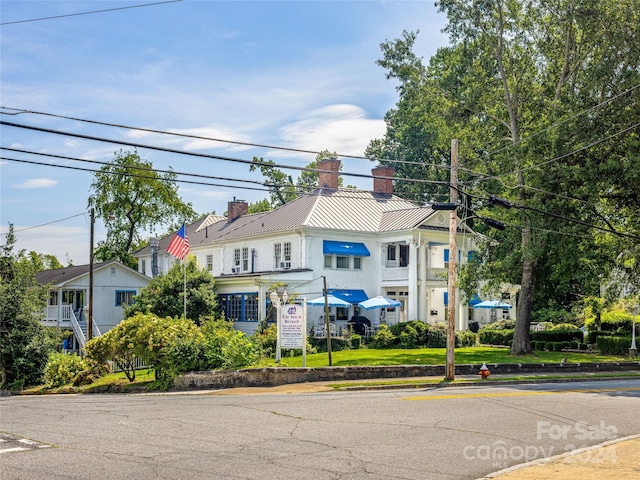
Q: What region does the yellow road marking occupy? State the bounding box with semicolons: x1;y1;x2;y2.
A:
403;386;640;401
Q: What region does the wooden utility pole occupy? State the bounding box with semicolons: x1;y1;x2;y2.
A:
88;208;94;344
446;140;458;381
323;276;332;366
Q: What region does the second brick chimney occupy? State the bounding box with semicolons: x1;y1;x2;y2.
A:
227;198;248;222
372;165;394;194
317;157;341;190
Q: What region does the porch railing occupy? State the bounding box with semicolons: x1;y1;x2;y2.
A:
68;308;86;348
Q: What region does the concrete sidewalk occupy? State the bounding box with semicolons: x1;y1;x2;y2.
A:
480;435;640;480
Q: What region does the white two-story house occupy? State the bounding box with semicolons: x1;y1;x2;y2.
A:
134;159;500;335
36;260;150;352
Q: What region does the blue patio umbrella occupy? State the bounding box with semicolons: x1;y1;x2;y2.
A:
358;296;402;311
472;300;512;309
307;294;351;307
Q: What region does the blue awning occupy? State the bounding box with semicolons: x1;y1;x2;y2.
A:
323;240;370;257
468;294;483;306
328;289;369;304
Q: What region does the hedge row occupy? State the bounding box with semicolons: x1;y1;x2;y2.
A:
596;336;634;356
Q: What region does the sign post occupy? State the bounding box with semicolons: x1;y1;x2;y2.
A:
279;303;307;367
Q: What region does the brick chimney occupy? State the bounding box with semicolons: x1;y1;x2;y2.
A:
372;166;394;194
227;198;248;222
317;157;341;190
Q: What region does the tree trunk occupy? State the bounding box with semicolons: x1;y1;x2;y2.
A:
511;224;537;355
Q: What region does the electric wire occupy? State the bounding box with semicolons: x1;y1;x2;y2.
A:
0;0;182;26
0;212;87;236
0;107;451;170
0;120;452;188
485;83;640;157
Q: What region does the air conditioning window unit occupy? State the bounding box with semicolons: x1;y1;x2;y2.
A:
280;261;291;269
231;267;239;273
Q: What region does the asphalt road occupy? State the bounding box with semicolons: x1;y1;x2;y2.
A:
1;379;639;479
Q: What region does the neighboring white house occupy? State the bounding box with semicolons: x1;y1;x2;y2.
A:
36;260;151;352
134;159;517;336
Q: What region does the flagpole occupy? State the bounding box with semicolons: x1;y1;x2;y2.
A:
183;257;187;320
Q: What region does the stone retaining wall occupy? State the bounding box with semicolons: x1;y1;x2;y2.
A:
173;362;640;391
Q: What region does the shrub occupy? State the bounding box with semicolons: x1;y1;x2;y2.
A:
478;329;514;346
308;336;351;352
391;321;429;346
553;342;565;352
252;324;277;357
587;330;608;345
531;329;583;343
579;343;588;351
200;319;261;370
370;324;396;349
480;319;516;330
533;341;546;351
399;325;419;348
596;336;633;356
551;323;580;331
44;353;87;387
427;323;448;348
351;334;362;349
545;342;555;352
567;341;578;350
586;310;636;334
456;330;477;347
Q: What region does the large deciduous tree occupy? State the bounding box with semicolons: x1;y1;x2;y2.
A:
0;226;57;389
369;0;640;354
88;150;197;269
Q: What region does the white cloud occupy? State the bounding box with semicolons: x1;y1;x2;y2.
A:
15;178;58;189
0;224;93;265
124;127;253;152
279;104;386;156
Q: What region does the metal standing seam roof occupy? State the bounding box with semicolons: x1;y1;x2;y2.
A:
378;207;437;231
135;189;436;255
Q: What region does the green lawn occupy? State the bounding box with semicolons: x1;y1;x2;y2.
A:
280;347;627;368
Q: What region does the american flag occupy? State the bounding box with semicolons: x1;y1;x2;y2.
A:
166;223;189;260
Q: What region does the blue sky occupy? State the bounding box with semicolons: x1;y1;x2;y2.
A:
1;1;448;265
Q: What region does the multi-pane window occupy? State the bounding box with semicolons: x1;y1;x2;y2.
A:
242;247;249;271
274;243;282;268
141;260;146;276
206;254;213;272
115;290;135;306
386;244;409;267
234;248;241;268
336;256;350;269
353;257;361;270
49;291;58;306
218;293;259;322
274;242;291;268
324;255;332;268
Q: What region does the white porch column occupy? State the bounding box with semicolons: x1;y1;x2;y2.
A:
408;241;418;321
418;242;428;323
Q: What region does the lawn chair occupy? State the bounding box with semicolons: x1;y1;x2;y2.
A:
313;324;325;338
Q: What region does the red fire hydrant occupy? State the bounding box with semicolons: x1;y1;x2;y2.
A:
478;362;490;380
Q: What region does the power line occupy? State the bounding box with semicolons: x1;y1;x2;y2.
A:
0;120;452;188
2;147;268;189
502;122;640;178
0;154;437;205
0;0;182;26
0;156;273;194
0;107;449;170
0;212;87;236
